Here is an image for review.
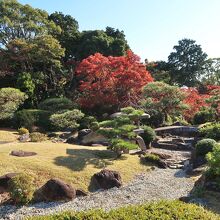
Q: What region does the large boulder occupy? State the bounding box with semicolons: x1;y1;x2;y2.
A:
66;135;78;144
81;131;108;146
0;173;17;193
78;129;92;139
34;178;76;202
93;169;122;189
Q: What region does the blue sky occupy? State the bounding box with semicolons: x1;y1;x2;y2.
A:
19;0;220;61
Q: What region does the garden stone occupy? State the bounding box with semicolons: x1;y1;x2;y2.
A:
76;189;88;197
10;150;37;157
66;136;78;144
34;178;76;202
136;135;147;151
81;131;108;146
110;112;126;119
47;132;59;138
189;166;207;176
78;129;92;139
0;173;17;192
18;134;29;142
59;132;72;139
93;169;122;189
157;159;168;169
189;198;208;207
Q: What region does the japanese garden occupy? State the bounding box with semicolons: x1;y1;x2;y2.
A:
0;0;220;219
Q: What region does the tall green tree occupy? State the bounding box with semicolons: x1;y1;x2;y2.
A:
0;0;60;47
0;0;66;104
146;60;171;83
74;27;129;61
48;12;79;61
168;39;207;86
202;58;220;85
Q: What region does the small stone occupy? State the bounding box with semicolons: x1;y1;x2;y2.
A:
18;134;29;142
76;189;88;197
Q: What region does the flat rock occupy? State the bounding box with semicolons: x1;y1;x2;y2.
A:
10;150;37;157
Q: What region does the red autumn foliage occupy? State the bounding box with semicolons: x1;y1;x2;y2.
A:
205;85;220;94
76;51;153;110
206;85;220;117
182;87;210;121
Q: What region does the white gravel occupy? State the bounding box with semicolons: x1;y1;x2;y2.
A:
0;168;195;220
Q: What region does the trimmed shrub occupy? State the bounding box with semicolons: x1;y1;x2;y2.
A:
30;132;47;142
8;173;34;205
98;107;143;156
195;138;217;156
110;138;138;153
193;110;215;125
140;126;156;146
80;116;99;130
50;109;84;131
38;97;73;112
206;144;220;177
18;127;29;135
0;88;27;120
144;154;160;163
15;109;51;131
199;123;220;141
28;200;220;220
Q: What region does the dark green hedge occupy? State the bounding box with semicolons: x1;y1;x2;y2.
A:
15;109;52;131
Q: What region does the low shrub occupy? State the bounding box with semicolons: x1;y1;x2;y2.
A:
199;123;220;141
196;138;217;156
80;116;99;130
140;126;156;146
38;97;74;112
8;173;34;205
206;144;220;177
15;109;51;131
144;153;160;163
50;109;84;131
28;200;220;220
18;127;29;135
193;110;215;125
110;138;138;154
30;132;47;142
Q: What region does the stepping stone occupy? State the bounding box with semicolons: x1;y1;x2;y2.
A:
10;150;37;157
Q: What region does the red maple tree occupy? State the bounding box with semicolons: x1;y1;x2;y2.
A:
182;87;210;121
76;51;153;110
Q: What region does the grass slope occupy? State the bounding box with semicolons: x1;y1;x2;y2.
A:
0;130;149;191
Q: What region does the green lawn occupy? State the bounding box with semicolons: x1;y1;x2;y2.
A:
0;129;149;191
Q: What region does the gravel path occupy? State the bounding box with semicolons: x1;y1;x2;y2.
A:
0;168;195;220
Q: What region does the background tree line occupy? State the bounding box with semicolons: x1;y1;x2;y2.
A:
0;0;219;125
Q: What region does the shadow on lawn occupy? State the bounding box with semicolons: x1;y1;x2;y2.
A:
54;148;117;171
